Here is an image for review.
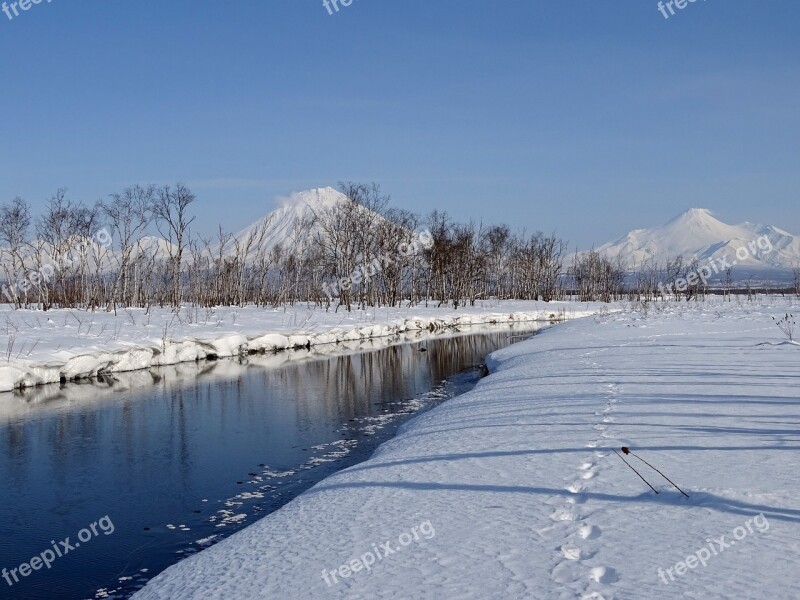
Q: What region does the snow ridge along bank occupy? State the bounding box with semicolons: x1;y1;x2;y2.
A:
0;301;601;393
134;298;800;600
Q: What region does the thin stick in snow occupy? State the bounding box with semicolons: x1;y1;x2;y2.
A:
613;449;659;494
622;447;690;498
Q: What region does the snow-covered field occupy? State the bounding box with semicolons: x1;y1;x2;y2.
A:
0;300;600;393
133;298;800;600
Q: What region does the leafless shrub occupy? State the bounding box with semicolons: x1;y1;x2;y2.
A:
772;313;796;342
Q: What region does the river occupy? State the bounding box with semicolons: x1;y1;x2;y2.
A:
0;323;544;599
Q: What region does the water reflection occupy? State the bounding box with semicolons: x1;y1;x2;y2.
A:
0;322;544;599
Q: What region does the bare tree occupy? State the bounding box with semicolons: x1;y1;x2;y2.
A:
35;190;101;308
3;180;689;311
725;266;734;301
569;249;625;302
102;185;154;312
0;197;31;308
151;183;196;308
792;266;800;297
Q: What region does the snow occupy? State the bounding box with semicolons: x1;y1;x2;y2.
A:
131;236;179;260
0;187;342;277
0;300;597;393
212;186;346;259
593;207;800;274
133;297;800;600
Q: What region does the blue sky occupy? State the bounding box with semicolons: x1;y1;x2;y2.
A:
1;0;798;247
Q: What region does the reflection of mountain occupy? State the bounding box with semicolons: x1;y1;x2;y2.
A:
591;208;800;276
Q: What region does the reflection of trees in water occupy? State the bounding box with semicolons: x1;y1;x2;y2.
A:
0;326;542;477
0;324;544;600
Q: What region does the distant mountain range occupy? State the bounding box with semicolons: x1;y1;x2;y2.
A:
591;208;800;279
231;194;798;278
221;192;798;280
21;188;791;282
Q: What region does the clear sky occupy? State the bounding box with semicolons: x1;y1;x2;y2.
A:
1;0;798;248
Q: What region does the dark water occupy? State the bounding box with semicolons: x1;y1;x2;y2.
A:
0;324;543;599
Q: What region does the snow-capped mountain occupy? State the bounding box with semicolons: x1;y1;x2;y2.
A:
131;236;178;261
593;208;800;276
213;187;347;260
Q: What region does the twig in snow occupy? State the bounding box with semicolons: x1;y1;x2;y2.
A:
17;338;40;358
772;313;795;342
621;447;689;498
5;333;16;362
613;448;658;495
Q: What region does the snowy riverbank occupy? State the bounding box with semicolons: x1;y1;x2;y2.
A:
134;298;800;599
0;301;602;393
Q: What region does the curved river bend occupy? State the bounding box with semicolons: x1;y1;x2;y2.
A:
0;323;544;599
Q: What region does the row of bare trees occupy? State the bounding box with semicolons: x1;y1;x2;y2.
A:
0;185;197;311
1;183;795;312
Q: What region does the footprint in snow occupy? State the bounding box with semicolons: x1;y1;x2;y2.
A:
588;566;618;583
560;545;583;560
550;508;579;522
550;560;582;584
578;524;601;540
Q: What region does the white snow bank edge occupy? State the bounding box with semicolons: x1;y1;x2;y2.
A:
0;307;599;393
